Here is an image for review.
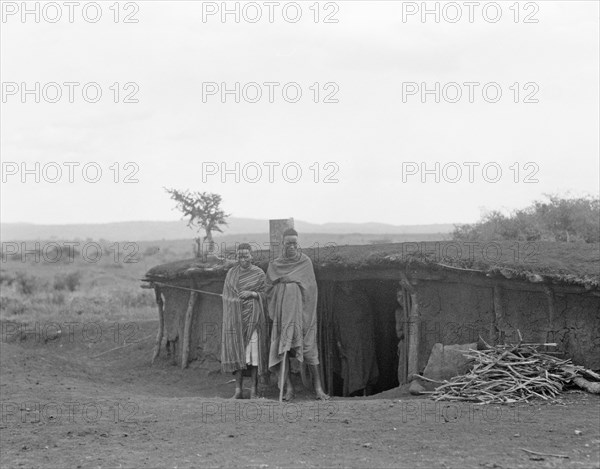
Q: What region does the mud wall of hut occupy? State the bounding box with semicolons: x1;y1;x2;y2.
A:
411;280;600;372
502;289;600;369
411;280;493;373
161;278;224;363
156;270;600;379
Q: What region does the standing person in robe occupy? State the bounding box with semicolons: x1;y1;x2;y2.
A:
221;243;268;399
267;228;329;401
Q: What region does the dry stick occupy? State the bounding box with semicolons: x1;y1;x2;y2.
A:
434;334;599;404
521;343;558;347
412;375;447;385
279;350;288;403
90;334;155;358
520;448;569;459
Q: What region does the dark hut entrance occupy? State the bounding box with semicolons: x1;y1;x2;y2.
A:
317;278;404;397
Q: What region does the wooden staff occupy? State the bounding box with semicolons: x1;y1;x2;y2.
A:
279;350;288;402
151;287;164;364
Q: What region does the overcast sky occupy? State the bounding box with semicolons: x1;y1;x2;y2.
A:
1;1;598;226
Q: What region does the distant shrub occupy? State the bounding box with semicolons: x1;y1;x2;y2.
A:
160;246;174;256
14;272;38;295
0;250;21;261
369;238;393;245
0;271;15;286
68;296;107;316
112;290;155;308
124;255;141;264
53;271;81;292
41;245;81;264
50;291;66;305
0;296;28;315
143;246;160;257
453;194;600;243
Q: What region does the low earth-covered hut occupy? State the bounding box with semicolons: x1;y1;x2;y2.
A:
142;241;600;397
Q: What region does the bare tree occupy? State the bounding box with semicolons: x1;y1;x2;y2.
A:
164;188;230;258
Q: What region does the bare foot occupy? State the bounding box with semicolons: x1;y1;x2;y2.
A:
315;389;330;400
283;389;295;402
231;389;243;399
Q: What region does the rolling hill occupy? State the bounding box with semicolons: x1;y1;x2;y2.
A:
0;218;455;242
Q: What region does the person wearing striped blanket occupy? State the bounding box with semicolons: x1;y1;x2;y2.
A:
221;243;269;399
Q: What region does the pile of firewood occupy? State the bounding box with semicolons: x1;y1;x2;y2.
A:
424;338;600;404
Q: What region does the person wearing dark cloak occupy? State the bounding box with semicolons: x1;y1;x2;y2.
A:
266;229;329;401
221;243;268;399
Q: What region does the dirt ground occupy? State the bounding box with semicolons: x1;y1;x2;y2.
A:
1;320;599;469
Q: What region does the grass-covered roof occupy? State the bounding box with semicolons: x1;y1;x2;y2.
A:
144;241;600;289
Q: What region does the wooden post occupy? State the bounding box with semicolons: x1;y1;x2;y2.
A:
544;285;555;345
395;282;409;384
543;285;555;324
269;218;294;261
407;292;419;378
181;280;198;369
400;272;419;379
492;285;504;345
151;286;164;364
